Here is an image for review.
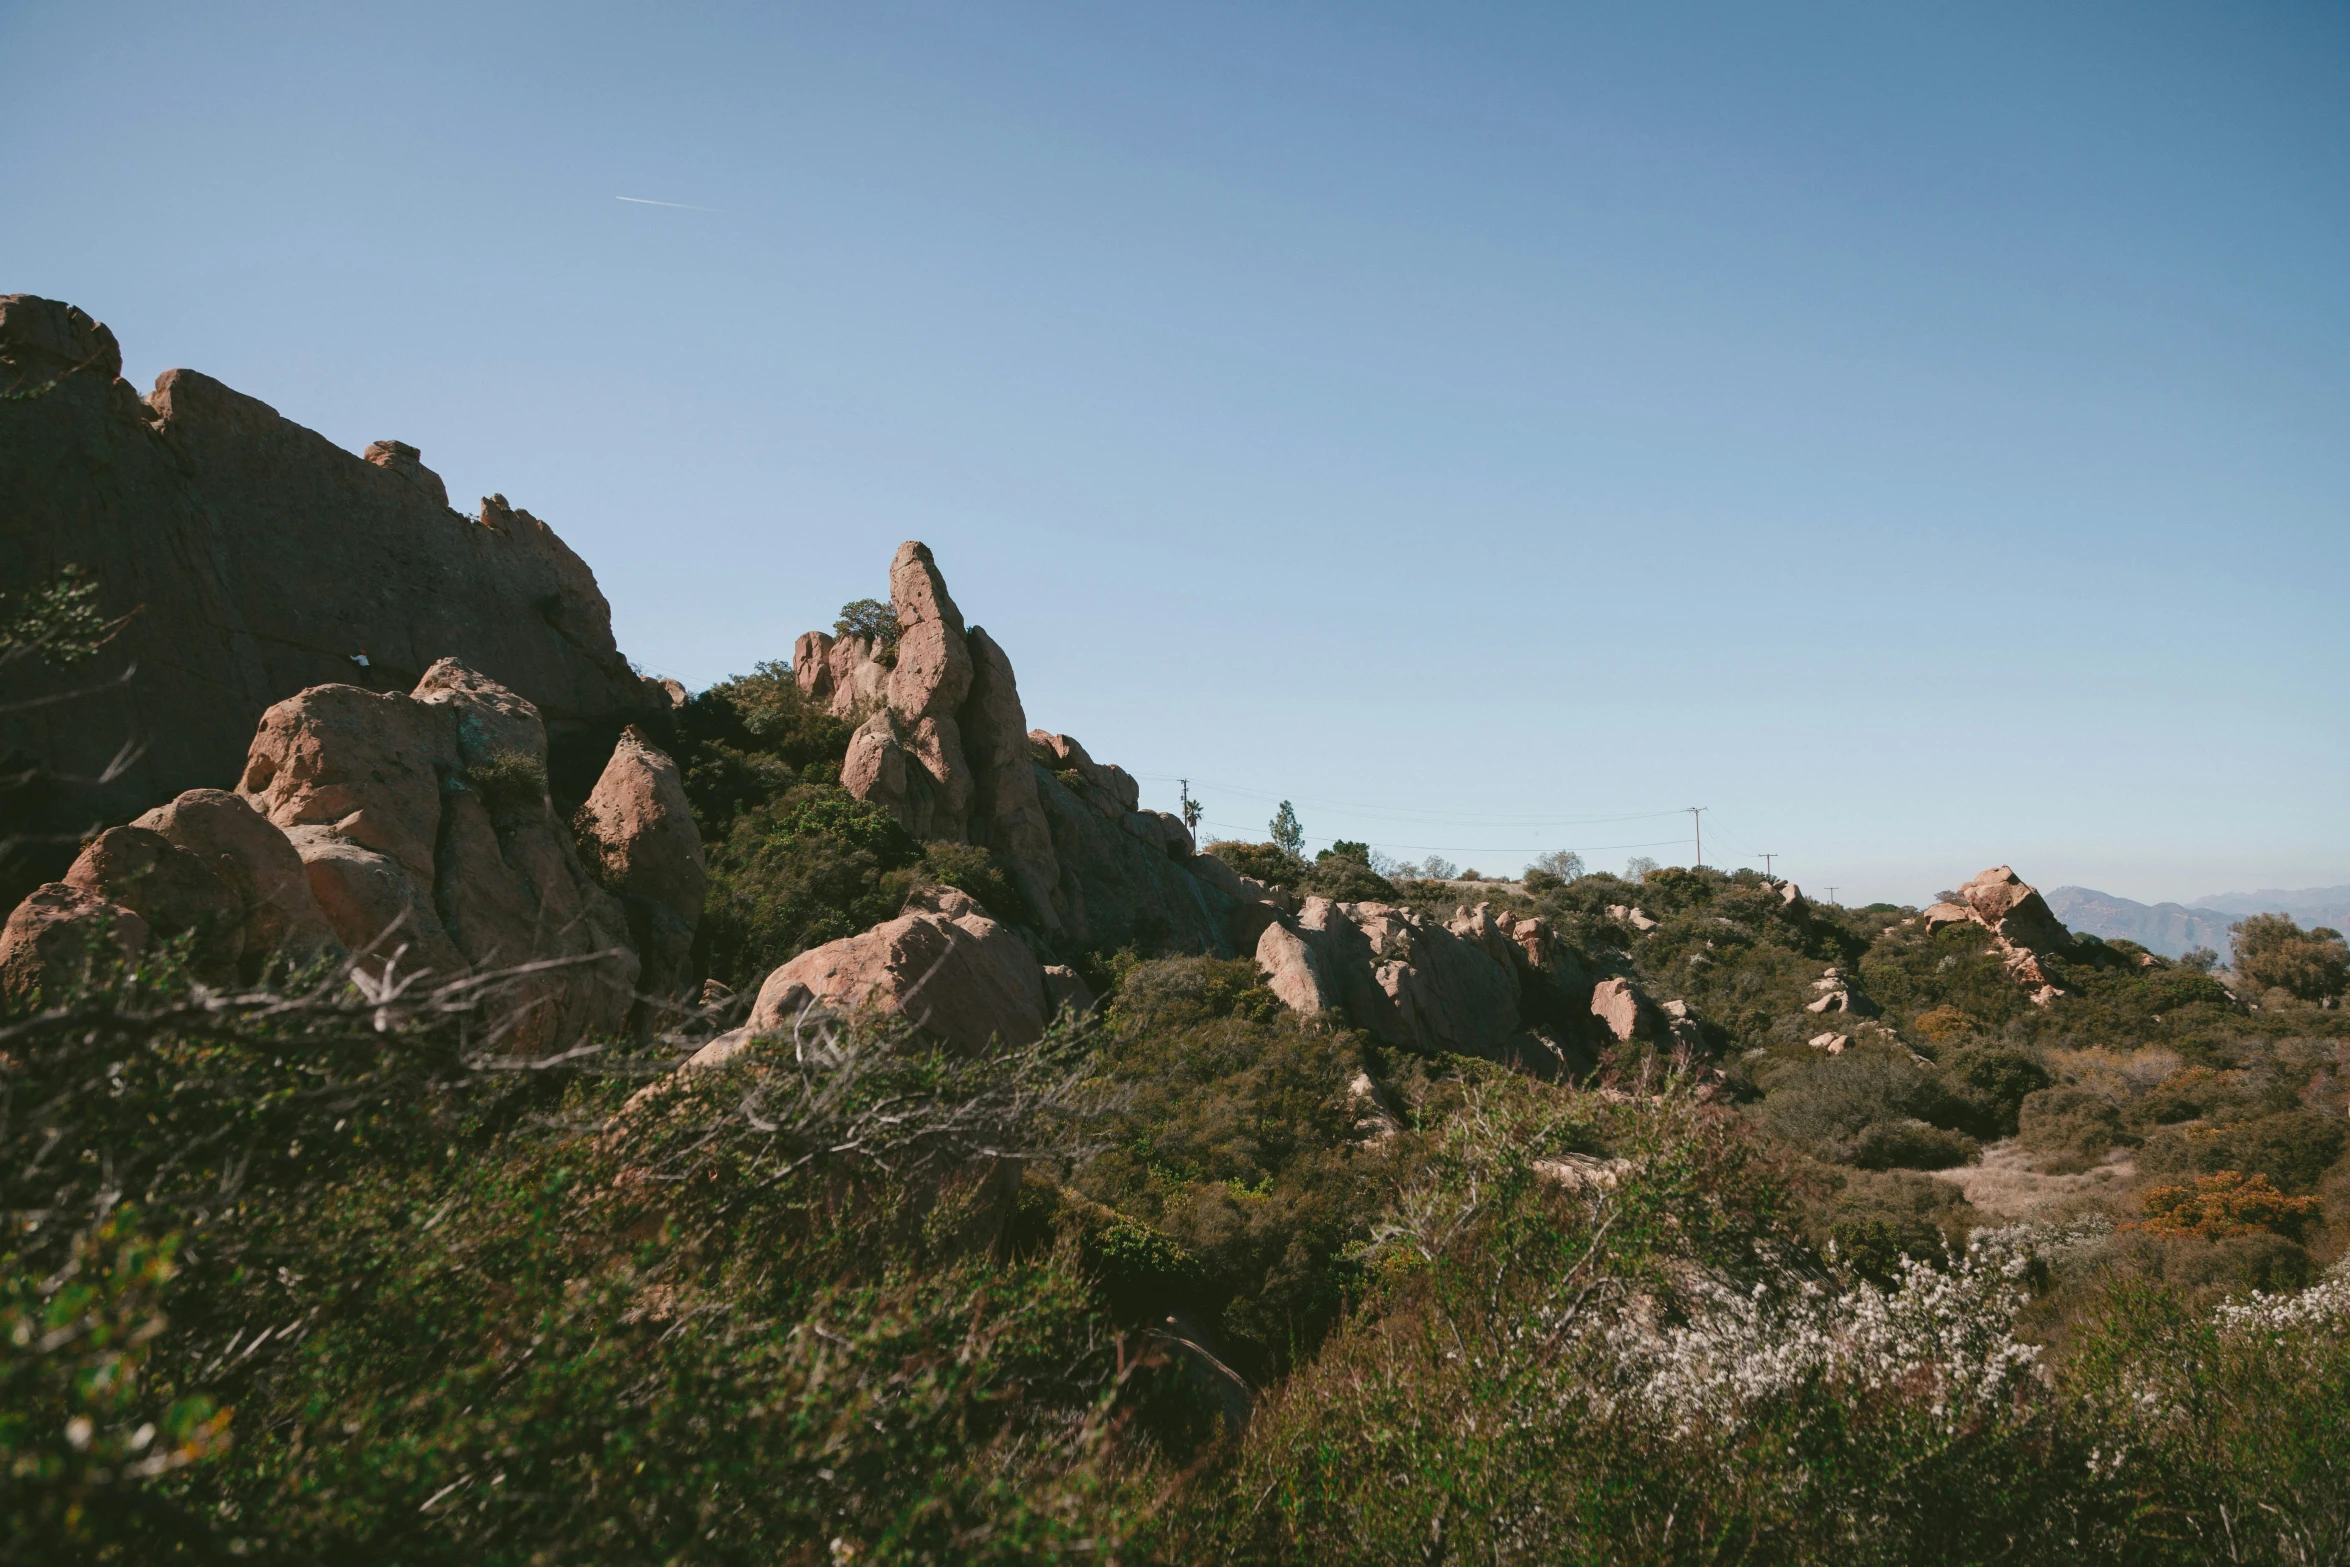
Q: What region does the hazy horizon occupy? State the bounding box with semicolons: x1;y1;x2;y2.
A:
7;1;2345;907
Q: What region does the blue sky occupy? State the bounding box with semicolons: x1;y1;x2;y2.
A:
6;1;2345;906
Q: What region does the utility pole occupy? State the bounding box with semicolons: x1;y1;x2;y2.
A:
1760;853;1777;878
1686;806;1707;867
1178;779;1202;841
1826;886;1840;905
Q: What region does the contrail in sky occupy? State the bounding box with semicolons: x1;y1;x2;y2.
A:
614;195;717;211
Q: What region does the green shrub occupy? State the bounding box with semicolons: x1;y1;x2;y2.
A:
696;789;926;988
1203;839;1308;888
1939;1044;2052;1138
2018;1085;2133;1164
2232;913;2350;1002
2139;1109;2345;1194
916;838;1023;923
1845;1117;1980;1171
1817;1166;1979;1283
1756;1045;1975;1165
463;747;547;823
1296;853;1397;903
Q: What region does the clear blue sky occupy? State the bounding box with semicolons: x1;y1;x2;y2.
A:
7;1;2345;906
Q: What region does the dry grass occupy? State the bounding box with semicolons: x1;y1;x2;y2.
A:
1931;1138;2138;1221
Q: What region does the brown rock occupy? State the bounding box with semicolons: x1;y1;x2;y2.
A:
1958;865;2074;955
961;627;1064;931
361;439;450;509
793;630;836;707
284;824;466;978
886;542;973;722
1590;976;1663;1044
0;295;664;907
240;663;638;1047
0;883;148;1003
63;826;243;983
1256;919;1337;1015
576;726;708;1011
1922;901;1974;934
130;788;341;979
746;885;1047;1053
1298;898;1522;1059
239;682;454;883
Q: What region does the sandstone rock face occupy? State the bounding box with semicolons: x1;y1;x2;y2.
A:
131;789;342;978
62;825;244;984
0;883;148;1003
576;726;709;1015
0;294;667;906
239;661;639;1049
747;886;1047;1053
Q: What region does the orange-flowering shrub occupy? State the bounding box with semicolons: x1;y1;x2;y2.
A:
2129;1169;2323;1241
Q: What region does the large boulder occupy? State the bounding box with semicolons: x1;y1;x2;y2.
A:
0;883;148;1003
60;825;244;984
0;294;667;907
130;788;342;979
1590;976;1664;1044
746;886;1047;1054
1255;919;1338;1015
239;660;639;1050
575;726;709;1017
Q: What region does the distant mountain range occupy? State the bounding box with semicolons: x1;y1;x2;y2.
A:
2044;884;2350;959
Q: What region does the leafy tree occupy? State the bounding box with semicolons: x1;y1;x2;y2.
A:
1318;839;1370;864
1269;800;1303;857
0;563;125;670
2231;913;2349;1002
1528;849;1585;881
1626;854;1660;880
833;596;898;645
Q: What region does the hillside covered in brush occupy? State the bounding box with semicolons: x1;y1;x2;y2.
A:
5;297;2349;1565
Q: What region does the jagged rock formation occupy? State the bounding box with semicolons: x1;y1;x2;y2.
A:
237;659;645;1050
0;294;669;906
576;726;709;1021
1804;964;1879;1016
0;655;709;1056
1924;864;2076;1004
800;542;1234;955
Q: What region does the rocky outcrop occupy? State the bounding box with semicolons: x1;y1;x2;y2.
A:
239;659;640;1049
801;542;1233;956
745;886;1047;1054
0;294;668;907
0;883;147;1003
1927;865;2076;1004
1295;898;1567;1071
575;726;708;1020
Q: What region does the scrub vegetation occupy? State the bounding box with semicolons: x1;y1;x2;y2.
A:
8;607;2349;1563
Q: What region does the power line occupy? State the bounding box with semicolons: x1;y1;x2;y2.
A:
1132;773;1688;829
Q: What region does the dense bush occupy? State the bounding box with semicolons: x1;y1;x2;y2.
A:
2018;1084;2135;1165
1756;1046;1979;1168
1203;839;1309;888
2232;913;2350;1003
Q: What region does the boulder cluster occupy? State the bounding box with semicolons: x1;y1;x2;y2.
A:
1923;864;2076;1004
1;659;707;1052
